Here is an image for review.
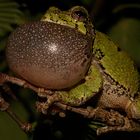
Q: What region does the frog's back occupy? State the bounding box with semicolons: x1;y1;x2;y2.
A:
93;31;140;97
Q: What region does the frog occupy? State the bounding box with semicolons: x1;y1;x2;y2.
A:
5;6;95;90
0;6;140;135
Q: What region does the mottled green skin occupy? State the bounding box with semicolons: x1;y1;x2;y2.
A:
58;30;140;120
6;6;140;120
93;31;140;119
41;6;140;120
59;63;103;106
93;31;139;96
41;6;93;35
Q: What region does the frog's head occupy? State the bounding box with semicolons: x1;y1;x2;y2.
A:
6;6;95;90
41;6;95;36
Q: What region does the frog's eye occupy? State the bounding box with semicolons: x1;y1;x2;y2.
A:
71;7;88;22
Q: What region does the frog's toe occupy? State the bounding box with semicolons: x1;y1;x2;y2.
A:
36;94;61;114
97;117;140;135
107;110;125;126
36;101;49;114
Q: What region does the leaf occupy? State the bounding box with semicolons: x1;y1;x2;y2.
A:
107;18;140;67
0;0;25;38
0;1;20;8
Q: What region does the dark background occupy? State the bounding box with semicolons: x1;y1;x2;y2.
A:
0;0;140;140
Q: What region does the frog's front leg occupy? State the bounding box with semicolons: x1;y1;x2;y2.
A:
0;72;54;96
36;93;61;114
36;63;103;114
0;72;56;114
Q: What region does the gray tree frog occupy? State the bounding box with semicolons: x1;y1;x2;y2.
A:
0;6;140;135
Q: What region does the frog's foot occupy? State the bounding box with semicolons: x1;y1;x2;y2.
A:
36;93;61;114
0;95;32;133
104;109;125;126
97;117;140;135
51;103;125;127
50;105;66;117
0;95;9;111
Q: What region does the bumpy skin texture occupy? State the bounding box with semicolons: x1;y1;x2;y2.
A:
6;6;140;121
6;7;95;90
93;31;139;96
58;31;140;120
58;62;103;106
93;31;140;119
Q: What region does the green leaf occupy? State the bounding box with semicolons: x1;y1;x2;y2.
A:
0;22;14;32
0;1;20;8
0;0;25;38
108;18;140;67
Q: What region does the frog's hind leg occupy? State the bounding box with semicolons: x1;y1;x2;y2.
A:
51;103;140;136
56;104;124;125
97;117;140;135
